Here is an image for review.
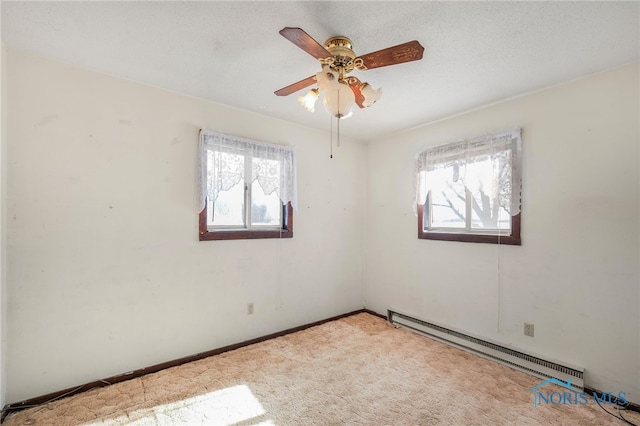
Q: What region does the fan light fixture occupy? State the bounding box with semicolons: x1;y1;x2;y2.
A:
294;35;383;120
297;65;382;119
276;28;424;155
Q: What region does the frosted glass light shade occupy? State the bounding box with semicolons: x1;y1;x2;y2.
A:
361;83;382;108
297;89;319;112
323;82;355;119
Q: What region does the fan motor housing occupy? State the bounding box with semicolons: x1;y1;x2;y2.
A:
324;36;356;59
323;36;362;77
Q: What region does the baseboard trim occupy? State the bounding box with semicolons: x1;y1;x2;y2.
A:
362;308;386;320
1;308;369;422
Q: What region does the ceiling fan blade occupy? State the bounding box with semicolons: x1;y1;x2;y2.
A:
274;76;316;96
279;27;331;60
357;40;425;70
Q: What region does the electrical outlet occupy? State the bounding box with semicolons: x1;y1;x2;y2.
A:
524;323;534;337
247;303;254;315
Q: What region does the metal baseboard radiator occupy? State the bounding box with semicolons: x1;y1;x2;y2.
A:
388;310;584;389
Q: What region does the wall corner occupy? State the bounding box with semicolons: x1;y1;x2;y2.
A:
0;37;8;409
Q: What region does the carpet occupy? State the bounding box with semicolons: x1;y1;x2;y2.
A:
4;313;639;425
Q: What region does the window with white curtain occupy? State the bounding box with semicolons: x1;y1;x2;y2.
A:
198;130;297;240
415;128;522;245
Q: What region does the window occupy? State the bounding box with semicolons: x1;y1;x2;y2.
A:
415;128;522;245
198;130;297;240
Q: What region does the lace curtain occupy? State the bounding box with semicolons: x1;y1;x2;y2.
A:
198;130;297;211
415;128;522;216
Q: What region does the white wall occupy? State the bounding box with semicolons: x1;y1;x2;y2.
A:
5;49;366;403
365;62;640;401
0;40;7;409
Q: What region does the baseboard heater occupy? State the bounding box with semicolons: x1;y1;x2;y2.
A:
388;310;584;389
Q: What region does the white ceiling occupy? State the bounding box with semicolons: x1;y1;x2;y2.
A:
2;1;639;142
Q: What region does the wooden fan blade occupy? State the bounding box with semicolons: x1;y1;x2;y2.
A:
274;76;316;96
279;27;331;60
358;40;424;70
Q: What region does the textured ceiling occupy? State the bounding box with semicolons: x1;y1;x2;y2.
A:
2;1;639;142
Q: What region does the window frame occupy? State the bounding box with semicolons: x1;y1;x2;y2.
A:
198;130;296;241
199;200;293;241
416;129;522;245
417;204;520;245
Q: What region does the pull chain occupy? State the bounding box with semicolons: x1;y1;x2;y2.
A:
337;88;341;148
330;114;333;159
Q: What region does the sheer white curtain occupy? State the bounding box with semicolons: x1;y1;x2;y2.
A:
415;128;522;216
198;130;298;212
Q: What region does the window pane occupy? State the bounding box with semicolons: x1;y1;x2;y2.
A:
430;190;466;228
210;180;245;227
470;202;511;231
209;150;245;191
427;167;466;229
467;157;511;231
251;181;281;227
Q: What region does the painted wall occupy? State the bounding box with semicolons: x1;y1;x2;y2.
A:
5;49;366;403
0;40;7;409
365;62;640;401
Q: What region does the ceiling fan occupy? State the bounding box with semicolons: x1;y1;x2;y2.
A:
275;27;425;120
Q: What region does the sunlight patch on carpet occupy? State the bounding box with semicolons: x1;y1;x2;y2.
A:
84;384;269;425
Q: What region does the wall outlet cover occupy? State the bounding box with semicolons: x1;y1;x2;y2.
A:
524;323;534;337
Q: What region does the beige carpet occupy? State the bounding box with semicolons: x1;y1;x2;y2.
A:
4;313;639;425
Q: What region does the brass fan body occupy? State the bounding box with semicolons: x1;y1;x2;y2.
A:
321;36;366;80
